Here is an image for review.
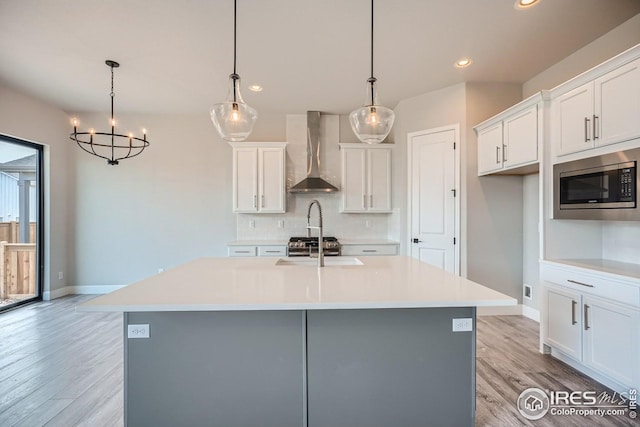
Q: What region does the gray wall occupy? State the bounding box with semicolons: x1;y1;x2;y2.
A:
0;84;73;297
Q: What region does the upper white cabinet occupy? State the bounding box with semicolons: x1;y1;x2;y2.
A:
475;92;546;176
231;142;286;213
340;144;392;213
553;55;640;157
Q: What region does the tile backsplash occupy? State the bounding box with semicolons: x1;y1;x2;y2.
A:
236;192;391;240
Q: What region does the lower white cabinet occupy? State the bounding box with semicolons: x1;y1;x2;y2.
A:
542;262;640;392
228;244;287;257
341;243;398;256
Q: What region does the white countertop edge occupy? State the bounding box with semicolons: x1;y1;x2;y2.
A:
542;259;640;284
76;298;517;313
227;240;288;246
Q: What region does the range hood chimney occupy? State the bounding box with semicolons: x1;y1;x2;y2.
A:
289;111;339;193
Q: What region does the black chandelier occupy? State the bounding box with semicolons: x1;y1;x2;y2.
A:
70;60;149;165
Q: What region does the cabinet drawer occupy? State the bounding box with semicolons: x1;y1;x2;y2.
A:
541;264;640;307
228;246;257;257
258;246;287;257
341;244;398;256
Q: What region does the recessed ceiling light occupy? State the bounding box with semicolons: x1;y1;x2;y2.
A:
455;58;472;68
515;0;539;9
248;85;263;92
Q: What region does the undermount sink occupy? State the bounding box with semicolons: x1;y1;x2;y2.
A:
275;257;363;267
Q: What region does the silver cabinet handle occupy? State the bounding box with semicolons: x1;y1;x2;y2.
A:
584;304;590;330
502;144;507;162
571;300;577;325
567;279;594;288
362;249;377;253
363;194;367;209
369;195;373;207
235;250;251;254
585;117;591;142
253;195;257;208
593;115;599;140
264;250;280;253
261;194;264;208
496;146;500;164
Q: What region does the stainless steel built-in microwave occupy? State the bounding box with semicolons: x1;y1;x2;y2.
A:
553;148;639;221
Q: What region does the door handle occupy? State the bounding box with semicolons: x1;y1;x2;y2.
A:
253;195;257;208
593;115;599;140
412;238;422;244
567;279;594;288
571;300;577;325
502;144;507;162
369;195;373;207
363;194;367;209
584;304;590;331
585;117;591;142
261;194;264;208
496;146;500;164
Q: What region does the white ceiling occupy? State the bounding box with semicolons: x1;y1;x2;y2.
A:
1;0;639;116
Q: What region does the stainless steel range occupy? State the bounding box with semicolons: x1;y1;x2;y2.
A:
287;237;341;257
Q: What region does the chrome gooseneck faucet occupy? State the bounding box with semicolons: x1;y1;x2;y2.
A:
306;200;324;267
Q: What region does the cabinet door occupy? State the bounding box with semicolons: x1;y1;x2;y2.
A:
583;295;640;388
594;58;640;148
367;148;391;212
233;148;258;213
545;287;582;361
341;148;367;212
556;83;594;155
477;122;503;175
503;106;537;169
258;148;285;213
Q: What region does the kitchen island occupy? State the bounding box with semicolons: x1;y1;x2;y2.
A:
80;256;516;427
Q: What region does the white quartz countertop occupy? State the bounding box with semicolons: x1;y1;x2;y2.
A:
544;258;640;282
79;256;516;312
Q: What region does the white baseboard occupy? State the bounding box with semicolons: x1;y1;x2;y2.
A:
522;305;540;322
477;304;540;322
43;285;125;300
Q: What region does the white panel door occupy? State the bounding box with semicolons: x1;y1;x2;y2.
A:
233;148;258;212
556;82;594;155
583;295;639;388
259;148;285;213
503;106;538;169
410;129;456;273
341;148;367;212
594;57;640;148
367;148;391;212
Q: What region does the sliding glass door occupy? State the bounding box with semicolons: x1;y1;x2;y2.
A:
0;135;43;311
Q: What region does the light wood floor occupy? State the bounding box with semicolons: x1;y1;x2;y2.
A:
0;296;636;426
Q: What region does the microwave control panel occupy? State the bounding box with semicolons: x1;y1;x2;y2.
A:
619;166;635;201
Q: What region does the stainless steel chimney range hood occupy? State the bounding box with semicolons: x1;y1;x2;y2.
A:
289;111;339;193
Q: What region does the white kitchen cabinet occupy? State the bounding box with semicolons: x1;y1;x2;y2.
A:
341;243;399;256
554;57;640;156
231;142;286;213
475;93;545;176
583;295;640;388
477;122;503;175
228;243;287;257
339;144;391;213
545;286;582;361
541;261;640;392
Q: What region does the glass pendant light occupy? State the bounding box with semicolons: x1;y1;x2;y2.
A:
211;0;257;142
349;0;394;144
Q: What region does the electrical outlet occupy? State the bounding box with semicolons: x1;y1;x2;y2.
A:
452;318;473;332
365;220;371;228
524;284;532;300
249;219;255;228
58;272;63;280
158;268;164;273
277;220;284;228
127;324;150;338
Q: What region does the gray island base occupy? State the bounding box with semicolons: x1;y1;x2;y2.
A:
80;256;515;427
125;307;475;427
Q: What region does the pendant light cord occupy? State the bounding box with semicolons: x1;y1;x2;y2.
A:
370;0;374;80
232;0;238;103
110;64;115;157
